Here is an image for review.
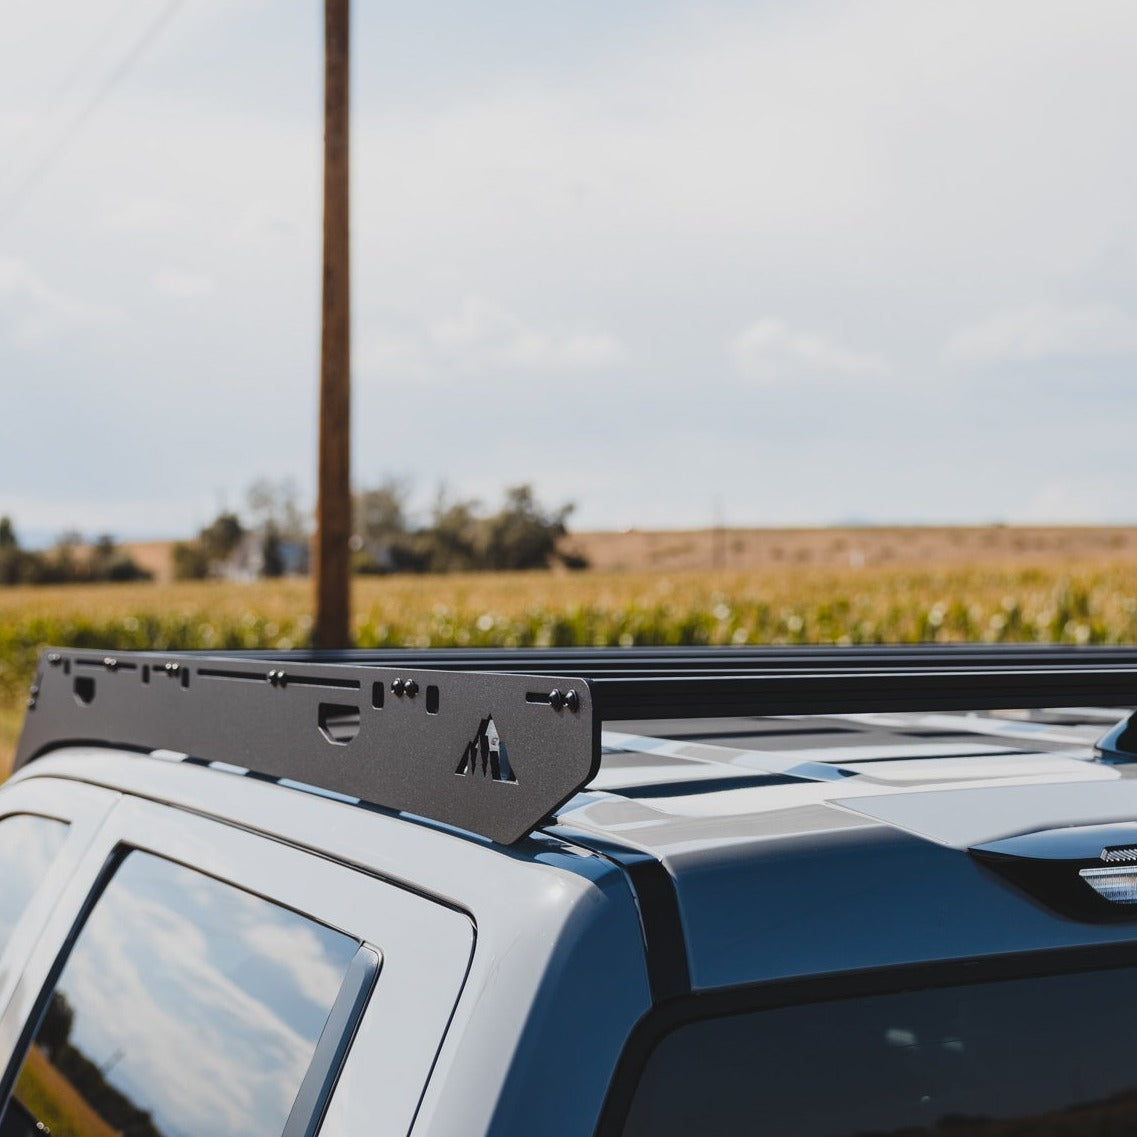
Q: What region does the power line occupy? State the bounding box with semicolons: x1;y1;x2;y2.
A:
0;0;186;226
0;0;139;186
46;0;142;114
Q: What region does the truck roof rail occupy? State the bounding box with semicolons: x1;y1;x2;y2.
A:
16;645;1137;844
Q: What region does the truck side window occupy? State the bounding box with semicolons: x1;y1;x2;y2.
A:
616;965;1137;1137
0;816;68;949
0;850;359;1137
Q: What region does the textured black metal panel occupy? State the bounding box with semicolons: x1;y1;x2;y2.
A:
17;645;1137;844
16;650;598;845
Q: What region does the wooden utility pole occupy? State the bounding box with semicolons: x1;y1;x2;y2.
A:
315;0;351;648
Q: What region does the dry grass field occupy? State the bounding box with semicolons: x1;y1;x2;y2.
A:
130;525;1137;581
5;532;1137;775
564;525;1137;572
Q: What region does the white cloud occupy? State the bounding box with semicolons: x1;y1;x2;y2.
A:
731;316;890;383
7;0;1137;528
153;269;215;299
0;258;117;344
430;296;624;370
945;303;1137;365
241;920;349;1009
356;327;430;379
358;297;624;383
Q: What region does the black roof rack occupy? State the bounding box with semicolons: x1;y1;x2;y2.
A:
16;645;1137;844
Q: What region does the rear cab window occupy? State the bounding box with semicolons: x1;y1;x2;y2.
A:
610;959;1137;1137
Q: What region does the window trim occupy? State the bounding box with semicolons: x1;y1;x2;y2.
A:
283;944;382;1137
593;940;1137;1137
0;780;119;1040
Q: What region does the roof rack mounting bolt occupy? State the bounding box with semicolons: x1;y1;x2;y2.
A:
103;657;118;672
547;688;580;712
267;669;287;688
164;662;181;676
47;652;62;666
404;680;419;698
391;679;405;697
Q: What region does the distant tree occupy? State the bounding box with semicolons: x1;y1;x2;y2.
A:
47;531;81;582
246;479;309;576
261;521;285;578
247;478;307;543
87;534;151;582
172;540;211;581
172;511;246;580
200;512;244;562
423;492;483;573
0;517;46;585
38;993;74;1060
0;517;22;584
347;481;586;575
484;485;577;571
352;478;425;572
355;479;410;544
0;525;149;585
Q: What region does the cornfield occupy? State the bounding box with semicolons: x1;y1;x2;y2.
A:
2;563;1136;771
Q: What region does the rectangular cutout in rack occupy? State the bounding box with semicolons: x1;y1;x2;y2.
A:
17;649;598;845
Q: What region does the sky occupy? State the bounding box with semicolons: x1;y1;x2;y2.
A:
2;0;1137;542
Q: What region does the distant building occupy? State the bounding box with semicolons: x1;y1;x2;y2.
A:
215;534;309;581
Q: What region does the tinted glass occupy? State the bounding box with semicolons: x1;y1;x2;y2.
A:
0;815;68;949
621;965;1137;1137
0;851;359;1137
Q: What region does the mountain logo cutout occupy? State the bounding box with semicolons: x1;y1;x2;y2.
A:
456;716;516;783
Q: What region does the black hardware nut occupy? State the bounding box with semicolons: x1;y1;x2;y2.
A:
548;688;580;712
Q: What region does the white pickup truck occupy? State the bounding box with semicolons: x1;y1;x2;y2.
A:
4;645;1137;1137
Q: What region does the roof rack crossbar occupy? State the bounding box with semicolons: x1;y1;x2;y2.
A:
16;646;1137;844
